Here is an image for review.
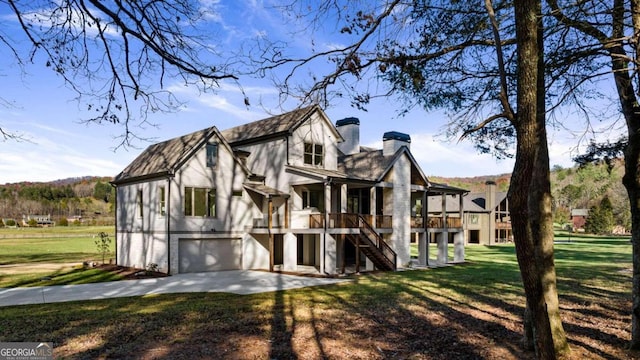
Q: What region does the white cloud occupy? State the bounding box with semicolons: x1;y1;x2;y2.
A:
363;133;514;178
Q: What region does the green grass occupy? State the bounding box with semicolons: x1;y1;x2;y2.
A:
0;225;113;236
0;234;633;359
0;233;114;264
1;266;126;288
0;226;116;287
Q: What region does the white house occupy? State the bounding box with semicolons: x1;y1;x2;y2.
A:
112;105;468;275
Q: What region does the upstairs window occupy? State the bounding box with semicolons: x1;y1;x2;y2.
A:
304;142;324;166
158;186;166;216
136;189;143;218
184;187;216;217
206;143;218;168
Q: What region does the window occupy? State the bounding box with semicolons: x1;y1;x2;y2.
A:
158;186;166;216
184;187;216;217
136;189;143;218
206;143;218;168
302;190;323;211
303;142;324;166
232;190;243;197
470;214;479;224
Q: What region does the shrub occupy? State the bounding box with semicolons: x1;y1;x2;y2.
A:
95;232;112;264
27;218;38;227
0;219;4;228
57;217;69;226
5;219;16;227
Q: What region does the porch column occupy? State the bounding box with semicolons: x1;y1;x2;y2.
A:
268;199;273;229
422;191;428;230
268;198;274;271
454;232;465;262
370;186;377;228
324;182;332;228
441;194;447;230
459;193;464;227
340;183;347;213
418;232;427;266
283;232;297;271
437;232;448;264
284;198;289;228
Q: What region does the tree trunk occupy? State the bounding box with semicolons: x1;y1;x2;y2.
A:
624;136;640;350
622;0;640;349
511;1;570;358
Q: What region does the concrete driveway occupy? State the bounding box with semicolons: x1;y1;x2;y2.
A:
0;270;350;307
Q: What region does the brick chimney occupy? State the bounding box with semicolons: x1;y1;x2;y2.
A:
382;131;411;156
336;117;360;155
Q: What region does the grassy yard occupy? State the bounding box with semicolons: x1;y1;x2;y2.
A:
0;235;635;359
0;226;117;287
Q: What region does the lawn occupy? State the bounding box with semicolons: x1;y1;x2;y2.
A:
0;226;117;287
0;235;635;359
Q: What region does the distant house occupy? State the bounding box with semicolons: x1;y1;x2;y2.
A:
428;181;512;245
22;214;54;227
112;105;468;275
571;209;589;231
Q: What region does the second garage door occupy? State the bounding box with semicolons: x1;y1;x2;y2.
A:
179;238;242;273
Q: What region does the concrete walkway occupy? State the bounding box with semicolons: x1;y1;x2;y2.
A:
0;270;350;307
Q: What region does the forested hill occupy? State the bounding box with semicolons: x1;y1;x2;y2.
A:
429;173;512;193
0;176;115;223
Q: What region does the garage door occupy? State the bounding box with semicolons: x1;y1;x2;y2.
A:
179;238;242;273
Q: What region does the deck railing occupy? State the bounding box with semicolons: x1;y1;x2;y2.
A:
425;216;463;229
308;213;393;229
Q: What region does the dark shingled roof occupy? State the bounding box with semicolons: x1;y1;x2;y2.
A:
221;105;318;144
338;149;394;181
113;126;218;184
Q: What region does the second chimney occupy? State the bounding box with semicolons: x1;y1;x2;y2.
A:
383;131;411;156
336;117;360;155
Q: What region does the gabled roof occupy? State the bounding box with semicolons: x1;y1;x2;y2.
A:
220;104;342;145
338;149;394;181
427;191;507;213
113;126;218;184
112;126;250;185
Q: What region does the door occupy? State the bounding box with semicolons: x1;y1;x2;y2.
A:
179;238;242;273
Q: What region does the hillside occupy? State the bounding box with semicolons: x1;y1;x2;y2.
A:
429;173;511;193
0;176;115;225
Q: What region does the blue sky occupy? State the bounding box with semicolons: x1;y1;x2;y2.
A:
0;1;611;184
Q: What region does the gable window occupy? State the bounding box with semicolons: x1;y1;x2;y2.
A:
158;186;166;216
304;142;324;166
184;187;216;217
206;143;218;168
136;189;143;218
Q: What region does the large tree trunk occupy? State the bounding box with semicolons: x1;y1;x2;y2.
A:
624;128;640;350
511;1;570;358
622;0;640;349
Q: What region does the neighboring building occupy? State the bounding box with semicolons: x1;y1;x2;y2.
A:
428;181;512;245
22;214;54;227
571;208;589;231
112;105;468;275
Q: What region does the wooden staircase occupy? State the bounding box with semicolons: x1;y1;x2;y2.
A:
345;215;397;271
